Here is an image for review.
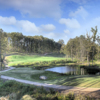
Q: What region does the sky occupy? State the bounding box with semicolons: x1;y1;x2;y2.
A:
0;0;100;44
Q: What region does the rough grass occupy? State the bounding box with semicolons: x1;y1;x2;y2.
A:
0;80;93;100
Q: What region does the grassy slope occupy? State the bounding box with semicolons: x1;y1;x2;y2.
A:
1;67;100;88
6;54;69;66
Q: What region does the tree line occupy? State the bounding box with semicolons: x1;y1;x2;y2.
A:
0;30;64;54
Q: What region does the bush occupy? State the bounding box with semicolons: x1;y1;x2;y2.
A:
21;95;36;100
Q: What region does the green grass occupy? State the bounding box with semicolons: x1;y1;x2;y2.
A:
1;67;100;88
7;55;65;62
6;54;66;63
5;54;74;67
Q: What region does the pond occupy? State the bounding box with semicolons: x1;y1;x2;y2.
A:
45;66;87;75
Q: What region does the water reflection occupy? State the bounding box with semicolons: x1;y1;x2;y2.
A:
45;66;87;75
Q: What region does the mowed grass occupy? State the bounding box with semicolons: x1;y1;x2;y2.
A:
61;76;100;88
6;54;68;66
1;67;100;88
0;67;67;84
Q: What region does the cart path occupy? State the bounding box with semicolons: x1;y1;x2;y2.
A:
0;67;15;73
1;75;100;92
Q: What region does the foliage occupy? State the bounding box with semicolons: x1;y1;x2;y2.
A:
0;29;8;70
7;32;62;53
60;26;99;65
0;80;94;100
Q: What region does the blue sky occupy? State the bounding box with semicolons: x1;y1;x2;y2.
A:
0;0;100;44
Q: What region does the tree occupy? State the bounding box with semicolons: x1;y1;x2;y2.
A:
0;29;8;70
58;39;64;45
91;26;98;65
85;33;93;65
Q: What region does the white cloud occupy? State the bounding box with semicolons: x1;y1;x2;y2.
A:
0;16;16;25
0;0;62;18
69;6;88;19
59;18;80;29
95;17;100;22
47;32;56;38
17;20;39;33
0;16;56;34
64;29;70;34
46;32;68;42
40;24;56;32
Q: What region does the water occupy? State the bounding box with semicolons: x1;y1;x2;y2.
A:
45;66;86;75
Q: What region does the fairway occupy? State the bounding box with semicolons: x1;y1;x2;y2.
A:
6;55;64;62
6;54;69;66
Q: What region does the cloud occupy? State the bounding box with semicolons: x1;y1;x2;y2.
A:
0;16;16;25
95;17;100;22
47;32;56;38
0;16;56;33
40;24;56;32
0;0;62;18
68;0;89;4
17;20;39;33
69;6;88;19
46;32;68;42
59;18;80;29
64;29;70;34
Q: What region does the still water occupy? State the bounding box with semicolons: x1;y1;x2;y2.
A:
45;66;86;75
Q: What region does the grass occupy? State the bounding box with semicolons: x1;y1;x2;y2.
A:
5;54;75;68
0;80;93;100
1;67;100;88
61;76;100;88
7;55;65;62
